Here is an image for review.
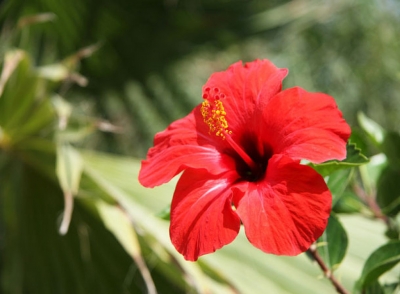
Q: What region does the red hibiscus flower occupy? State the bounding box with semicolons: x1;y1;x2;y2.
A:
139;59;351;261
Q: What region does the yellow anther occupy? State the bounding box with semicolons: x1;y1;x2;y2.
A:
201;97;230;139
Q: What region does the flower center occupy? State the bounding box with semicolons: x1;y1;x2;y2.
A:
234;143;271;182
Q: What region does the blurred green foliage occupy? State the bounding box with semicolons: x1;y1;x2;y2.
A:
1;0;400;293
1;0;399;157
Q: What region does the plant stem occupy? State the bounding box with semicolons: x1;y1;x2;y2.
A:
352;183;389;225
307;244;350;294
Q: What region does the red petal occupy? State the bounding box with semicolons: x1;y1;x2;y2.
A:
203;59;288;132
170;169;240;261
140;145;235;187
262;87;351;163
139;107;235;187
146;107;205;160
234;154;331;255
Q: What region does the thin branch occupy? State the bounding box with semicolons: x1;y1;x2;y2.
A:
307;244;350;294
352;183;389;225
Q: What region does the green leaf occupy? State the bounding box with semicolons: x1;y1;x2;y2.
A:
0;50;54;147
56;144;83;199
349;130;369;157
376;166;400;216
156;205;171;220
357;115;400;169
326;168;353;206
381;132;400;169
1;161;149;294
0;50;24;97
0;50;37;128
56;143;83;235
357;112;386;146
363;280;385;294
96;201;157;294
316;213;348;270
359;153;388;196
52;94;72;130
382;283;400;294
333;190;366;214
310;143;369;177
37;63;70;82
356;240;400;290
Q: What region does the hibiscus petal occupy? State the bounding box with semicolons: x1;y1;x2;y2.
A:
146;107;205;160
234;154;331;256
263;87;351;163
139;145;235;187
139;106;236;187
170;169;240;261
202;59;288;132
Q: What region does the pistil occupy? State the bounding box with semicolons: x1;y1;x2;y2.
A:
224;134;257;171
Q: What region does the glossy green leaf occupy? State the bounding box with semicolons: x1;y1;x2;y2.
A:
357;112;385;147
356;240;400;290
310;143;369;177
316;213;348;270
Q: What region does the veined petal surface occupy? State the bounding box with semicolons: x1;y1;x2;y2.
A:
170;169;240;261
262;87;351;163
234;155;331;255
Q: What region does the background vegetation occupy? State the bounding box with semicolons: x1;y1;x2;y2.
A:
1;0;400;293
